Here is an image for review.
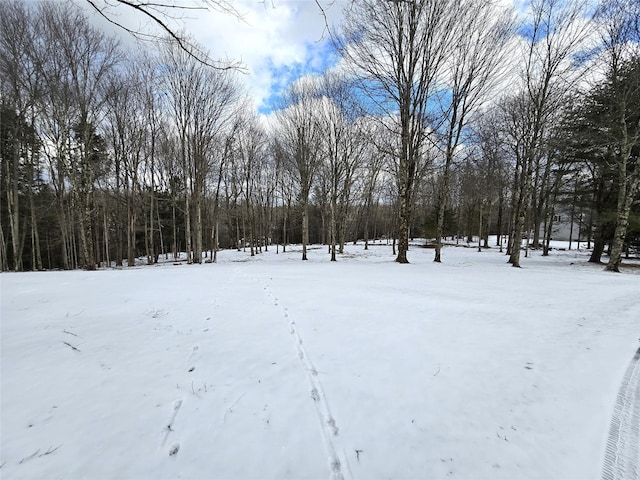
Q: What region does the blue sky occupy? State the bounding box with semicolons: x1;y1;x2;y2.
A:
85;0;568;117
258;39;340;114
84;0;344;115
181;0;345;115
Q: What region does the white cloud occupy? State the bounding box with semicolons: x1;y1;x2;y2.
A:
81;0;345;111
89;1;599;116
170;1;345;111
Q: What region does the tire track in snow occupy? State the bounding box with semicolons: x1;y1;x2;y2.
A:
601;346;640;480
262;281;350;480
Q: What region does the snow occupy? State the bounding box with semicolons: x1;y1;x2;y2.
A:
2;242;639;479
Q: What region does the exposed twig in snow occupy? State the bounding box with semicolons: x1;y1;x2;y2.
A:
355;449;363;462
39;445;62;457
0;461;6;469
223;393;246;422
62;341;81;352
433;366;441;376
63;329;78;337
19;449;40;464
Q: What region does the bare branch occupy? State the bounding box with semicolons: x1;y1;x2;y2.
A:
39;445;63;457
84;0;246;71
314;0;332;42
62;341;81;352
19;450;40;464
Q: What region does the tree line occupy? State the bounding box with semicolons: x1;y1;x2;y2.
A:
1;0;638;272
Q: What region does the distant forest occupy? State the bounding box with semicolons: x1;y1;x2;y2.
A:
1;0;638;272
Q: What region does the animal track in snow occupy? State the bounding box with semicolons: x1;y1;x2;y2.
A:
187;345;199;361
168;443;180;456
260;281;349;480
327;418;339;436
187;345;200;372
330;458;344;480
311;388;320;402
162;399;183;446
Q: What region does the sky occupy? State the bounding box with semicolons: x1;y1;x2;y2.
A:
82;0;601;116
83;0;345;114
179;0;345;113
183;0;531;112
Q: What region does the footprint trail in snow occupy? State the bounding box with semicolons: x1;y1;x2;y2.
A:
262;282;350;480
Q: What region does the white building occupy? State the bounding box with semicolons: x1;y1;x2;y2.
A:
539;209;584;242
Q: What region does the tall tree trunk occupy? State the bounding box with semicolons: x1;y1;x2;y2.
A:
509;154;532;268
103;208;110;267
434;152;454;262
0;221;8;271
477;203;483;252
5;135;22;271
396;184;410;263
496;190;504;249
27;142;42;270
330;191;337;261
363;194;371;251
606;172;639;272
211;220;218;263
185;192;192;264
282;203;288;253
171;197;177;260
235;207;241;251
29;195;42;270
194;194;203;263
543;214;553;256
127;200;136;267
76;187;96;271
302;199;309;261
57;195;70;270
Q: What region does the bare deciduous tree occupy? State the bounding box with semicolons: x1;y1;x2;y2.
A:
432;0;514;263
83;0;244;70
28;1;121;270
163;40;241;263
275;80;322;261
0;0;36;271
315;72;366;261
596;0;640;272
505;0;591;267
339;0;458;263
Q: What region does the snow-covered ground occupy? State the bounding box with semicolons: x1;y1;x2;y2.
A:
2;242;639;480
